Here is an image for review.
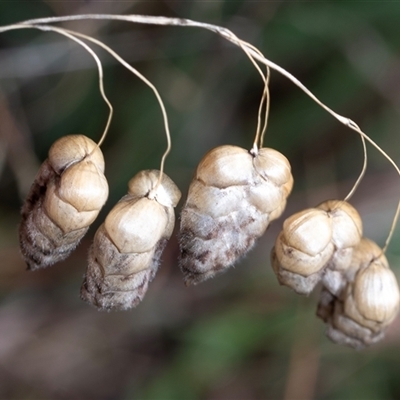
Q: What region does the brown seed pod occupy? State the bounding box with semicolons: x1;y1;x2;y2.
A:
81;170;181;311
178;145;293;285
19;135;109;270
318;238;400;349
271;200;362;295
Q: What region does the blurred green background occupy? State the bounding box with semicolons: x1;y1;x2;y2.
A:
1;1;400;399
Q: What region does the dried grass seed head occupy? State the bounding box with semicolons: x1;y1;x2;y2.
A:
19;134;109;270
272;200;363;295
318;237;400;349
81;169;181;311
179;144;293;286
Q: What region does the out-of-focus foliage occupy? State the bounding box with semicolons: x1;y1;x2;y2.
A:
0;1;400;399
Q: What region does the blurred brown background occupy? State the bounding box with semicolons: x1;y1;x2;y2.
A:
1;1;400;399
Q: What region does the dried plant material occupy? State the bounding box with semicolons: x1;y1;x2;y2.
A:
271;200;362;295
317;201;362;250
321;295;386;349
81;170;181;311
319;200;363;295
179;145;292;285
318;200;362;272
271;208;334;295
3;12;398;351
19;135;109;270
317;238;400;349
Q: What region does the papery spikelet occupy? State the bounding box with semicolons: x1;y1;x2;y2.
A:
81;170;181;311
179;145;292;285
319;200;363;295
317;237;400;349
271;208;334;294
272;200;362;295
317;200;362;251
19;135;108;270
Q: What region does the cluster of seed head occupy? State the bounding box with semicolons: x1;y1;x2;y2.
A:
20;139;293;307
19;135;181;311
271;200;400;349
178;145;293;285
19;136;400;348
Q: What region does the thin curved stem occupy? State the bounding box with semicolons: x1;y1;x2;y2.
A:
344;134;367;202
0;23;113;148
235;41;269;152
2;13;399;252
259;70;271;149
230;38;272;149
54;27;172;191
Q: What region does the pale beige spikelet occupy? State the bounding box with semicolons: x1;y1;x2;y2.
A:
81;170;181;311
271;200;362;295
318;238;400;349
319;200;363;295
271;208;334;295
179;145;293;285
19;135;109;270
